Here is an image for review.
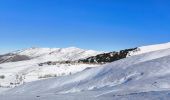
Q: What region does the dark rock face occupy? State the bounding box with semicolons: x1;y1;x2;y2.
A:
78;48;138;64
0;53;30;64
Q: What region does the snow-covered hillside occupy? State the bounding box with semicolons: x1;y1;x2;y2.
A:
0;60;99;88
0;47;101;64
1;42;170;100
78;42;170;64
0;47;101;89
128;42;170;56
18;47;101;62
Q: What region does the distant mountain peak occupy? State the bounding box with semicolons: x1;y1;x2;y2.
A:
0;47;101;64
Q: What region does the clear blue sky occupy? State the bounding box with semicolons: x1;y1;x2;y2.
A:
0;0;170;53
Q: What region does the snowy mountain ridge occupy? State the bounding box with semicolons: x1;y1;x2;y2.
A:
0;47;101;64
1;42;170;64
17;47;101;61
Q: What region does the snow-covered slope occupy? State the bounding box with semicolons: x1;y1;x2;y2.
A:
2;43;170;100
78;42;170;64
0;47;101;88
128;42;170;56
6;48;170;93
2;42;170;64
0;47;101;64
0;53;30;64
0;60;99;89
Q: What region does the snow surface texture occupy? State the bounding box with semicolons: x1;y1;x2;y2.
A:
1;42;170;100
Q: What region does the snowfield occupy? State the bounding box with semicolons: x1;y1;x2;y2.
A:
1;43;170;100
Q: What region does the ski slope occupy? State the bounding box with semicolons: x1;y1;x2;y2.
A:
2;42;170;100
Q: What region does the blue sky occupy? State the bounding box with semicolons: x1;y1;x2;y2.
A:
0;0;170;53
